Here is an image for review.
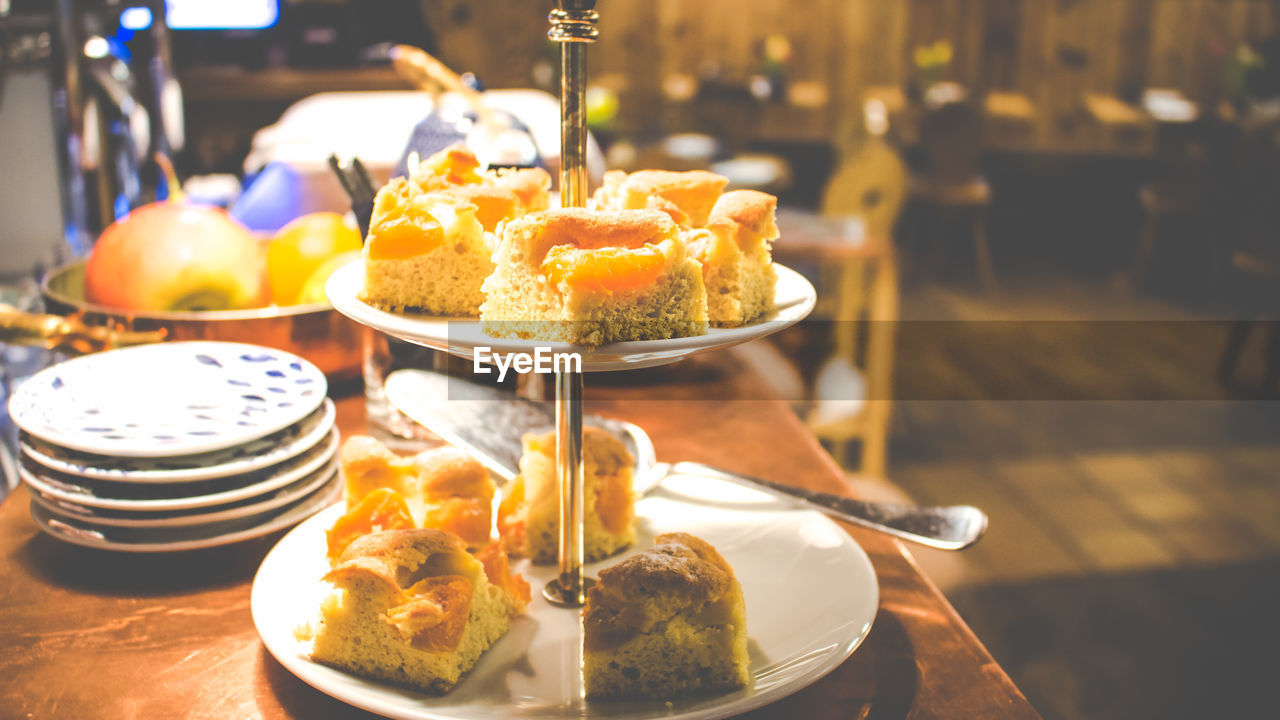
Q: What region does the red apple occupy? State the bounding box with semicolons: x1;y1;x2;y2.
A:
85;202;267;312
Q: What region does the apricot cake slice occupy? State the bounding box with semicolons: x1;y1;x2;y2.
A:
582;532;750;699
359;145;550;316
479;208;708;345
310;529;528;693
591;170;778;327
590;169;728;227
497;427;636;564
332;435;495;553
408;145;551;232
684;190;779;327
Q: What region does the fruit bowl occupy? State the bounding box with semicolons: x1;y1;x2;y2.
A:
40;261;363;381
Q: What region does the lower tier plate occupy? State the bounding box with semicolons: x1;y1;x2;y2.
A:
252;471;878;720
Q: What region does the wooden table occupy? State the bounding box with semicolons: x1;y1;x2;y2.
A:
0;352;1040;719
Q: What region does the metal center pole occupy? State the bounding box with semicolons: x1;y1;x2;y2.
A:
543;1;598;609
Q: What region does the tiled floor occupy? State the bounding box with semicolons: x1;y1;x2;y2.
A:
877;279;1280;720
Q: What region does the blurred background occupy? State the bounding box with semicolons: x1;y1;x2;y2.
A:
3;1;1279;719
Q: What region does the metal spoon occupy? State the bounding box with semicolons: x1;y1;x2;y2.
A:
384;369;989;551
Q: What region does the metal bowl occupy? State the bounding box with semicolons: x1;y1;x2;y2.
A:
40;261;363;380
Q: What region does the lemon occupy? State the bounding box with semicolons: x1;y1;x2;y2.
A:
296;250;362;305
267;212;362;305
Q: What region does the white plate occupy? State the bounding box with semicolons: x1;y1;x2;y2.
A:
29;472;342;553
8;341;328;457
20;398;336;483
30;459;340;529
19;427;339;512
326;260;817;371
252;472;878;720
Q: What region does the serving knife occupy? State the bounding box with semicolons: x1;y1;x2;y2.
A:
383;369;987;550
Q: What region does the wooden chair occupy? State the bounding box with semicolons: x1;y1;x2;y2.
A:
910;100;996;290
803;120;905;477
1122;117;1237;291
1216;118;1280;395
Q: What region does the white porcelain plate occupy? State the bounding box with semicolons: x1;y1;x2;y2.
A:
29;459;339;529
8;341;328;457
326;260;816;372
252;472;878;720
20;398;336;483
29;472;342;553
19;427;338;512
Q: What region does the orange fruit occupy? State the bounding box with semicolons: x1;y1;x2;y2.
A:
267;212;362;305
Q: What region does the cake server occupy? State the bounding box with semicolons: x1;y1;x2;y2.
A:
384;369;987;550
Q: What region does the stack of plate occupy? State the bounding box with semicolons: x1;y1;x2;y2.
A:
7;341;341;552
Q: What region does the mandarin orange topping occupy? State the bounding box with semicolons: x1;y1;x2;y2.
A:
471;197;513;232
425;497;492;548
325;488;416;562
366;209;444;261
475;542;533;609
496;475;526;553
541;244;666;294
424;147;483;185
389;575;473;651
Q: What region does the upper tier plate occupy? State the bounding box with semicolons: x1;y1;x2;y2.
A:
326;260;816;372
7;341;328;457
253;470;878;720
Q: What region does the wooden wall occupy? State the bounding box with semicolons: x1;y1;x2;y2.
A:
428;0;1280;149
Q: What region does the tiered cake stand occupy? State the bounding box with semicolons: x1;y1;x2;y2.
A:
253;4;876;718
328;0;821;611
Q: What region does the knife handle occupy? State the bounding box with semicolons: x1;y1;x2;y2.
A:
667;461;988;550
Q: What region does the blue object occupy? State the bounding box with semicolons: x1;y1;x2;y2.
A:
230;162;304;233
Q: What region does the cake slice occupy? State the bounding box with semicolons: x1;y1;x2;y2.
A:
310;529;527;693
359;185;490;315
409;145;551;232
582;532;750;699
497;427;635;564
684;190;779;326
590;169;728;227
360;145;551;315
479;208;709;345
335;435;495;551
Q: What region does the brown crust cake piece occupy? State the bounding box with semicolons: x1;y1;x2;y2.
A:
708;190;780;254
359;181;491;315
479;208;708;345
683;189;779;327
309;529;523;694
359;145;550;315
591;171;778;327
497;426;636;564
582;532;750;699
591;169;728;227
334;435;495;552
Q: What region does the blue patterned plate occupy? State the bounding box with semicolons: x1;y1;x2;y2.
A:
7;341;327;457
20;398;335;483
